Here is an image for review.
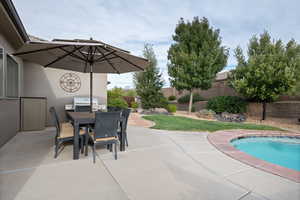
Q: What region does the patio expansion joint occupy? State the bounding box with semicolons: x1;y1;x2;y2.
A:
238;191;271;200
0;158;89;175
237;191;252;200
0;166;36;175
222;167;253;178
99;143;176;158
164;134;259;198
95;153;132;200
166;134;223;175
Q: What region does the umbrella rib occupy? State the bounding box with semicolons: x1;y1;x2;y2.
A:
95;46;120;74
78;48;88;60
45;46;84;67
13;45;69;56
59;46;86;62
97;46;145;71
91;46;97;62
96;55;119;63
94;50;116;62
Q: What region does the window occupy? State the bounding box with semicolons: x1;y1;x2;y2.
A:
0;49;3;97
6;55;19;97
0;48;20;98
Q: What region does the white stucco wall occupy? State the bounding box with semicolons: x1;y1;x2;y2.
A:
23;61;107;125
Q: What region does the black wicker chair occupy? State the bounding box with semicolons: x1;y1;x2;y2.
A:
107;106;122;112
75;105;91;112
49;107;86;158
87;111;121;163
120;108;131;146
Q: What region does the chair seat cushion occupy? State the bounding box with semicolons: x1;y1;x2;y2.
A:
58;123;85;139
95;137;118;142
89;132;118;142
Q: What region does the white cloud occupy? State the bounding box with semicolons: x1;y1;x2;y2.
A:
13;0;300;88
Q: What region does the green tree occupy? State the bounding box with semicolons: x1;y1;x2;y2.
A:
168;17;228;113
107;87;125;99
134;44;165;109
287;40;300;96
229;32;300;120
124;89;137;97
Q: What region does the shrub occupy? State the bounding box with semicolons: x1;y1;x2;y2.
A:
123;96;135;107
191;105;196;112
108;98;128;109
107;87;125;99
124;89;137;97
131;101;138;109
196;109;216;119
207;96;247;114
198;109;216;115
166;104;177;113
159;96;169;108
177;93;205;104
168;95;176;101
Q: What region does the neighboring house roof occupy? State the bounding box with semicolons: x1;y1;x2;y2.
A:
216;71;230;81
28;35;47;42
0;0;29;43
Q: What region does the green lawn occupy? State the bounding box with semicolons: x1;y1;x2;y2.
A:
143;115;282;132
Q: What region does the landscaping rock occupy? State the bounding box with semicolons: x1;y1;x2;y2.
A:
196;109;216;119
140;108;170;115
215;112;246;122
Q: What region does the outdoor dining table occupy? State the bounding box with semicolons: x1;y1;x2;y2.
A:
66;111;126;160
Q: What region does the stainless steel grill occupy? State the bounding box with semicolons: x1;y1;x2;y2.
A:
74;96;98;111
65;96;106;111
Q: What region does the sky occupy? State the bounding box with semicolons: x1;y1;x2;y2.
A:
13;0;300;89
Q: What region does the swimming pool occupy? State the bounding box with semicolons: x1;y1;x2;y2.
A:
231;136;300;171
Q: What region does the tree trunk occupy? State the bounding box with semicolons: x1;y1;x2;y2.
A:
188;91;193;114
262;101;267;120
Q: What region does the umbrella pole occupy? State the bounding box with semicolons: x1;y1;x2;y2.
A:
90;63;93;113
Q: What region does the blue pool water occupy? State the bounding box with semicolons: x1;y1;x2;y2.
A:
231;137;300;171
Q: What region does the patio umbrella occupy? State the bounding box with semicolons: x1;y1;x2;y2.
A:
14;38;149;112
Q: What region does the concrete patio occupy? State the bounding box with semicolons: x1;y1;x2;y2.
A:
0;125;299;200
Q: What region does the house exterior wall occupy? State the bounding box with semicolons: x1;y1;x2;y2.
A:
0;31;24;147
23;62;107;125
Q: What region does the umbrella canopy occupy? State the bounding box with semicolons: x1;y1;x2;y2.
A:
14;39;148;73
14;38;149;112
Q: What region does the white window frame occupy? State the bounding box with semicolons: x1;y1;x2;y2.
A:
0;48;20;99
0;48;4;98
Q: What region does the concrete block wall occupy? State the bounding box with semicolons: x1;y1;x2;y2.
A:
162;80;238;100
247;102;300;119
174;101;300;119
162;80;300;102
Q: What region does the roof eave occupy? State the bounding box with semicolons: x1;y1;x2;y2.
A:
1;0;29;43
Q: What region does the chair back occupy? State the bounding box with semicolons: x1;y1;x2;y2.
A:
107;106;122;112
49;107;61;137
75;105;91;112
94;111;121;140
121;108;131;131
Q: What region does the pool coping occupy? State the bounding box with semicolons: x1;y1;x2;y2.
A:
207;130;300;183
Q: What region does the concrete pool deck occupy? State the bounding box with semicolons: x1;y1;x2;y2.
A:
208;130;300;183
0;125;299;200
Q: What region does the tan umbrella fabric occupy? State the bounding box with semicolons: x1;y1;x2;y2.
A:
14;39;149;112
14;39;149;73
